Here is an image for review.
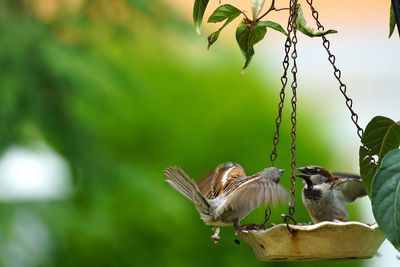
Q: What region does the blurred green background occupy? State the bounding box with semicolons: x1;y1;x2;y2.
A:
0;1;368;267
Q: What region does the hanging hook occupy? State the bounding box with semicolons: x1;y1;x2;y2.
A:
281;213;297;233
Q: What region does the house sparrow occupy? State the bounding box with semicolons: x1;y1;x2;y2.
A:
297;166;367;224
164;163;287;242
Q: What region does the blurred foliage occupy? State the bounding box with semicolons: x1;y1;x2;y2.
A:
0;1;365;267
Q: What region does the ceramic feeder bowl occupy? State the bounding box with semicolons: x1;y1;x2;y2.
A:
240;221;385;261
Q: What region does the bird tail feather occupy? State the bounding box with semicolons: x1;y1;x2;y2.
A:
164;167;211;214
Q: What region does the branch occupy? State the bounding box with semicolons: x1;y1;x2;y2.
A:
256;0;290;21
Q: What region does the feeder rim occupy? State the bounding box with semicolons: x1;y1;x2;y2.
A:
247;221;380;233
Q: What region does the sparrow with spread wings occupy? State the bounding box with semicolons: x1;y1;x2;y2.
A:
164;163;287;242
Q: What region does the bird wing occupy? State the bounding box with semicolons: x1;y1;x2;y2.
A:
220;176;288;217
197;162;246;199
332;172;362;180
334;177;367;203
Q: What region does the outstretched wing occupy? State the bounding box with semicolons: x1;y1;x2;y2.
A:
332;172;362;180
220;176;288;217
197;162;246;199
333;176;367;203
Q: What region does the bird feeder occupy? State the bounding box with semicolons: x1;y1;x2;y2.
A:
237;0;386;261
240;222;385;261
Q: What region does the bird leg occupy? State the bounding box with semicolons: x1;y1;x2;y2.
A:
211;227;220;243
234;219;249;234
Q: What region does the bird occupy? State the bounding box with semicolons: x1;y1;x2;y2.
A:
297;166;367;224
164;162;287;242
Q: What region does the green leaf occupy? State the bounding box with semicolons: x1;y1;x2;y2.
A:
295;3;338;37
257;21;287;36
236;19;267;72
359;116;400;195
193;0;210;35
251;0;265;20
208;4;241;23
207;31;220;49
207;4;242;49
359;146;378;195
372;149;400;251
390;3;396;38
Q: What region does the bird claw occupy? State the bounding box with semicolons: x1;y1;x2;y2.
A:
243;223;263;231
296;222;312;226
237;228;249;234
234;223;261;234
211;227;221;244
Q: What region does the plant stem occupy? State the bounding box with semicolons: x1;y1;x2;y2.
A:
256;0;290;21
241;11;249;21
275;7;290;12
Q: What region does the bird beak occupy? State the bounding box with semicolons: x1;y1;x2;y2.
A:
278;169;285;175
296;168;313;188
297;166;312;175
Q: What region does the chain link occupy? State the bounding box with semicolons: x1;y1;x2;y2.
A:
288;0;298;222
267;0;299;229
260;205;272;229
269;11;293;165
305;0;364;139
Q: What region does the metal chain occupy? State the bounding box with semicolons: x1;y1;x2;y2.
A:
305;0;364;139
260;205;271;229
280;0;299;231
267;0;298;230
287;0;298;224
269;10;293;166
